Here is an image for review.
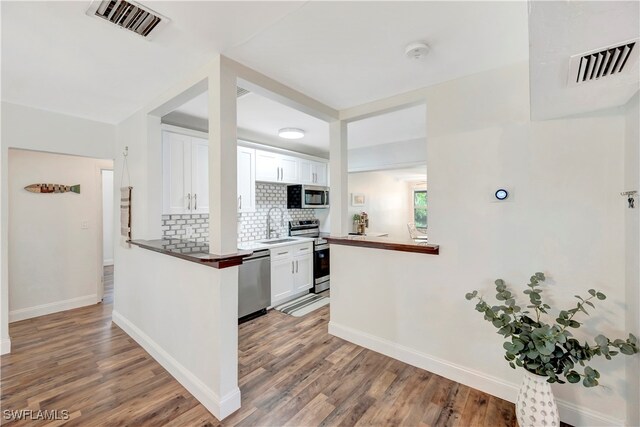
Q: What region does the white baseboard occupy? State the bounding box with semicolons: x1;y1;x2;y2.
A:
0;338;11;355
112;310;240;420
328;322;623;427
103;259;114;266
9;294;98;323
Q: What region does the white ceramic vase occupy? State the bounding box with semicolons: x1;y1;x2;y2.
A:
515;371;560;427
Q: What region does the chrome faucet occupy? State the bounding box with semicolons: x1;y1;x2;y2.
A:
266;207;284;239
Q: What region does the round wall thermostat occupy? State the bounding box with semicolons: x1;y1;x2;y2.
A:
495;189;509;200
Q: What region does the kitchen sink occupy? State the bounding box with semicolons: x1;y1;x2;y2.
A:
260;238;298;245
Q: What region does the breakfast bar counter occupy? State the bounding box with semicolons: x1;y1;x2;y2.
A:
129;239;253;269
324;235;439;255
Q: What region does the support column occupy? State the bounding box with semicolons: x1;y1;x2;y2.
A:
206;56;241;418
208;56;238;255
0;142;11;355
329;120;349;236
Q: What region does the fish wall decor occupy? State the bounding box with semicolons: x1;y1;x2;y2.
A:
24;184;81;194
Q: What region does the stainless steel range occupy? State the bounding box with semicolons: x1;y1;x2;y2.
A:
288;219;329;293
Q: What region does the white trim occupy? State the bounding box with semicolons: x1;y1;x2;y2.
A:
9;294;98;322
103;259;114;266
223;56;339;122
238;140;328;163
339;87;428;123
161;123;208;140
112;310;241;420
328;321;624;427
0;338;11;355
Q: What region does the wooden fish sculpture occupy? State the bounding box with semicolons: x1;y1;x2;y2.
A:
24;184;81;194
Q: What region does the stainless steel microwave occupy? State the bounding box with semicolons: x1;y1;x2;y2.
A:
287;185;330;209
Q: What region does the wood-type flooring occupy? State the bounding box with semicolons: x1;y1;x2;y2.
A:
1;266;547;426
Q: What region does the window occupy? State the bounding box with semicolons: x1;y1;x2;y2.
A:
413;190;427;229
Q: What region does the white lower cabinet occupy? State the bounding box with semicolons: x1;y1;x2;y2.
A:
293;252;313;292
270;243;313;306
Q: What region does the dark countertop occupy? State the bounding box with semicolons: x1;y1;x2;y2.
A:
129;239;253;269
324;235;439;255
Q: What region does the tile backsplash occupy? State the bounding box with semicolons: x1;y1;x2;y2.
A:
161;214;209;242
161;183;316;243
238;183;316;242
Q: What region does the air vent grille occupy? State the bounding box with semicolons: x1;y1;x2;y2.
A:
568;39;639;86
237;87;250;98
86;0;169;39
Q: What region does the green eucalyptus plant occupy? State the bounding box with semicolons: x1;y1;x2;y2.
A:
465;272;638;387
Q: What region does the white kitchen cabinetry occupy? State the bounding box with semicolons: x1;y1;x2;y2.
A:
237;146;256;213
190;138;209;214
293;252;313;292
163;130;209;215
299;159;328;186
270;242;313;305
255;149;300;184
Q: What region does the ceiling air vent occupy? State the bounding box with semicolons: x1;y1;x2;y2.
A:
568;39;639;86
86;0;170;40
237;87;250;98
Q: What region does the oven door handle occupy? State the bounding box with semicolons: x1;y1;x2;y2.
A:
315;244;329;251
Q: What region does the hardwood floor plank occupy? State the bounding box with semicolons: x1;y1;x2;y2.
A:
1;266;533;427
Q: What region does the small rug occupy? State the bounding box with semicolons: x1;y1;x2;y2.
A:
275;294;330;317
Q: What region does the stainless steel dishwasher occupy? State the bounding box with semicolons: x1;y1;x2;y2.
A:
238;249;271;322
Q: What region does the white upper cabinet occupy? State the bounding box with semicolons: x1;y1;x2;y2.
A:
255;150;280;182
255;149;300;184
190;137;209;214
237;146;256;213
279;154;299;184
255;148;326;186
299;159;328;186
313;161;328;186
162;130;208;215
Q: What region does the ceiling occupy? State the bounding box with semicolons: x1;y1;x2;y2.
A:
347;105;426;149
1;1;529;124
226;1;529;111
0;1;304;123
175;91;330;154
173;92;425;154
529;1;640;120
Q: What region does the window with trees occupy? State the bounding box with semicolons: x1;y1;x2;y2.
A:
413;190;427;229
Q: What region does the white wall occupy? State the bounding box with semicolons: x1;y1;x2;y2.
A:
624;91;639;427
102;170;114;266
1;102;116;353
348;171;412;240
112;245;239;419
8;150;112;321
330;63;631;426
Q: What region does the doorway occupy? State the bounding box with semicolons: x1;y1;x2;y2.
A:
7;149;113;322
101;169;114;301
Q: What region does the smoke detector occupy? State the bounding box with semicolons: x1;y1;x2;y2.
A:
405;42;430;60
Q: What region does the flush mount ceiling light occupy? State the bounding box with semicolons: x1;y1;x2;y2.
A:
405;41;430;60
278;128;305;139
